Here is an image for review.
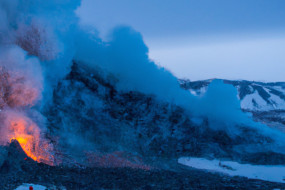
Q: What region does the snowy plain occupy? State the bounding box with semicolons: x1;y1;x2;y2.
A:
179;157;285;183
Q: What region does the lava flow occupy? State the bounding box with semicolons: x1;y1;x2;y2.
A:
8;115;54;165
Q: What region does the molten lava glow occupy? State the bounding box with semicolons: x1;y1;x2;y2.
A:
0;67;53;165
0;21;54;166
8;117;54;165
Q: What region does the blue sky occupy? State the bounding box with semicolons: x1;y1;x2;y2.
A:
77;0;285;81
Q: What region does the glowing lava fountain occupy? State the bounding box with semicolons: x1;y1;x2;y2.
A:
7;114;54;165
0;64;54;166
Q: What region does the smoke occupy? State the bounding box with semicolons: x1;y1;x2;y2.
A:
0;0;77;163
195;80;249;128
0;0;81;80
0;45;54;164
0;0;284;164
73;27;250;125
74;26;196;105
0;46;43;106
73;23;285;152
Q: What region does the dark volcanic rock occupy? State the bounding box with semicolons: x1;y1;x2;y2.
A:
1;159;285;190
44;62;285;166
0;140;38;190
241;151;285;165
0;140;36;173
1;65;285;189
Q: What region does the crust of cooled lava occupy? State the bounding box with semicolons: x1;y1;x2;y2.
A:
0;141;285;190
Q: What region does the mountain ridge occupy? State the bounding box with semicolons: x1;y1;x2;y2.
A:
180;78;285;133
180;78;285;111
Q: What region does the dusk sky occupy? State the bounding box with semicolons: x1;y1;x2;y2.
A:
77;0;285;82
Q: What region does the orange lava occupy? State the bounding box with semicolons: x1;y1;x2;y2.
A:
0;58;53;166
8;116;54;165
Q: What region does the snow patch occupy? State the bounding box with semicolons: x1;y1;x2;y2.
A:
273;86;285;95
178;157;285;183
189;89;197;96
188;86;207;97
268;93;285;110
241;90;272;111
15;184;47;190
15;184;66;190
199;86;207;95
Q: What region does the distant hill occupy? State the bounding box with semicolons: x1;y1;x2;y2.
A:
180;79;285;132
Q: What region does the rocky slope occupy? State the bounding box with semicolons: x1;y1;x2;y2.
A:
42;62;285;167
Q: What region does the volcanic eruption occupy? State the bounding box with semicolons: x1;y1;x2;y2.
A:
1;1;285;189
0;53;53;165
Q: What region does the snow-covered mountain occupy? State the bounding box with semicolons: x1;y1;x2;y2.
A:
180;79;285;112
180;79;285;132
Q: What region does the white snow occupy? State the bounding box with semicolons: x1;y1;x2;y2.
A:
241;90;271;111
262;87;285;109
178;157;285;183
15;184;47;190
15;183;66;190
199;87;207;95
189;82;285;111
238;85;285;111
189;89;197;96
268;93;285;109
273;86;285;95
189;87;207;97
